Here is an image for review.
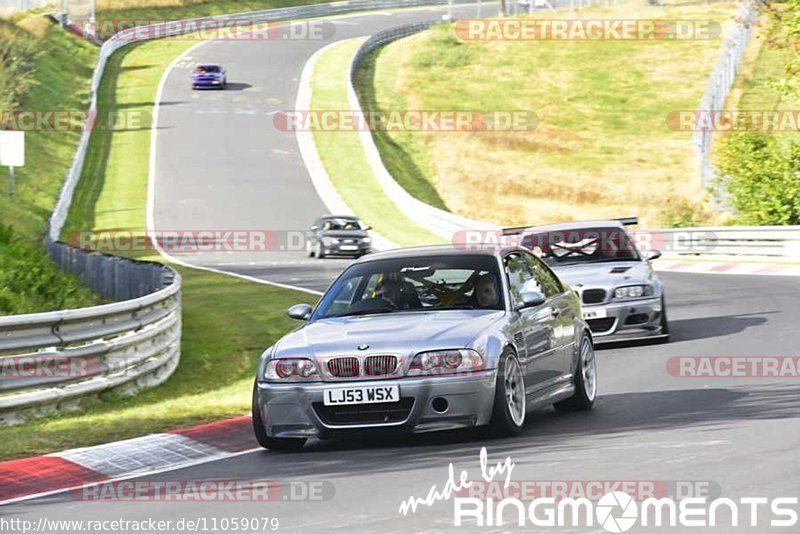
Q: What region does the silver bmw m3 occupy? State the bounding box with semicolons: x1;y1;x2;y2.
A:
515;219;669;344
252;245;596;451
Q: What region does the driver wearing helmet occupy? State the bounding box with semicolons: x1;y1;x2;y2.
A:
375;277;421;310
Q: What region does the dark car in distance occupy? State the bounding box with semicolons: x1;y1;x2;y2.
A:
308;215;373;258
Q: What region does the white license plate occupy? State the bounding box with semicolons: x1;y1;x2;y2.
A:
323;384;400;406
339;245;358;251
583;308;608;320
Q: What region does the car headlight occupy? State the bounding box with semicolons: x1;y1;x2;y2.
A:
361;237;372;244
264;358;320;381
407;349;484;376
322;237;338;246
613;285;653;299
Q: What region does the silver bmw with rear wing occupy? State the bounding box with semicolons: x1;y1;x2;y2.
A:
252;245;596;451
510;218;669;344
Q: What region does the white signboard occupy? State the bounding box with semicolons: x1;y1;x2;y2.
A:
0;131;25;167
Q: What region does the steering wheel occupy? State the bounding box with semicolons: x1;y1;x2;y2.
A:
347;297;397;314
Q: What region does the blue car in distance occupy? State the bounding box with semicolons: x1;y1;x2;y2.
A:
191;64;227;89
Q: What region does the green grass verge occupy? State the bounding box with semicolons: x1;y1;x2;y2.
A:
355;1;742;228
0;31;310;461
0;225;100;315
354;43;448;211
0;17;99;314
311;39;444;247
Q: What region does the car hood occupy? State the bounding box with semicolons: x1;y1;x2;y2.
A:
275;310;505;360
550;261;653;289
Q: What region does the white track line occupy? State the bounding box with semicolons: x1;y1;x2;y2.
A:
295;39;399;251
295;40;358;217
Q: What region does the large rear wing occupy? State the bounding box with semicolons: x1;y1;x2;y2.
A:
502;216;639;236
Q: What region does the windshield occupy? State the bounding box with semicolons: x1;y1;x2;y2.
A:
520;227;640;266
196;65;220;73
312;254;504;319
321;218;365;231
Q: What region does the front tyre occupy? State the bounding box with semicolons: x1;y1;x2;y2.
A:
554;332;596;412
489;349;526;437
252;381;307;451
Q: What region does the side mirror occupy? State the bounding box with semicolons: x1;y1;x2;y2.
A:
287;303;312;320
643;249;662;261
517;291;546;311
364;225;372;231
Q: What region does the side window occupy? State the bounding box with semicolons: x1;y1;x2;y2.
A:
523;252;563;297
359;274;382;300
504;253;537;302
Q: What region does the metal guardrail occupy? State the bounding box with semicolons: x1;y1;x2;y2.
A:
46;240;176;301
695;0;761;188
0;253;181;425
652;226;800;261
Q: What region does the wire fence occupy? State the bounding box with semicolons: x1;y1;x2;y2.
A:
695;0;762;188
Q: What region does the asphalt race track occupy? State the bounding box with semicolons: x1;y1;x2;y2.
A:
6;5;800;533
149;7;486;292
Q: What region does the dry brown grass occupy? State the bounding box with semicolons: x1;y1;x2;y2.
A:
373;0;741;227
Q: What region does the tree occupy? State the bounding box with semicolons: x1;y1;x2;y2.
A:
716;133;800;225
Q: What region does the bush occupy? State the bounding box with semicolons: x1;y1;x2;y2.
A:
0;225;98;315
715;133;800;225
0;20;42;112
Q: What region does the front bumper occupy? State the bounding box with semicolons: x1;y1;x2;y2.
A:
322;242;371;256
583;296;666;343
254;371;496;439
192;78;223;88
